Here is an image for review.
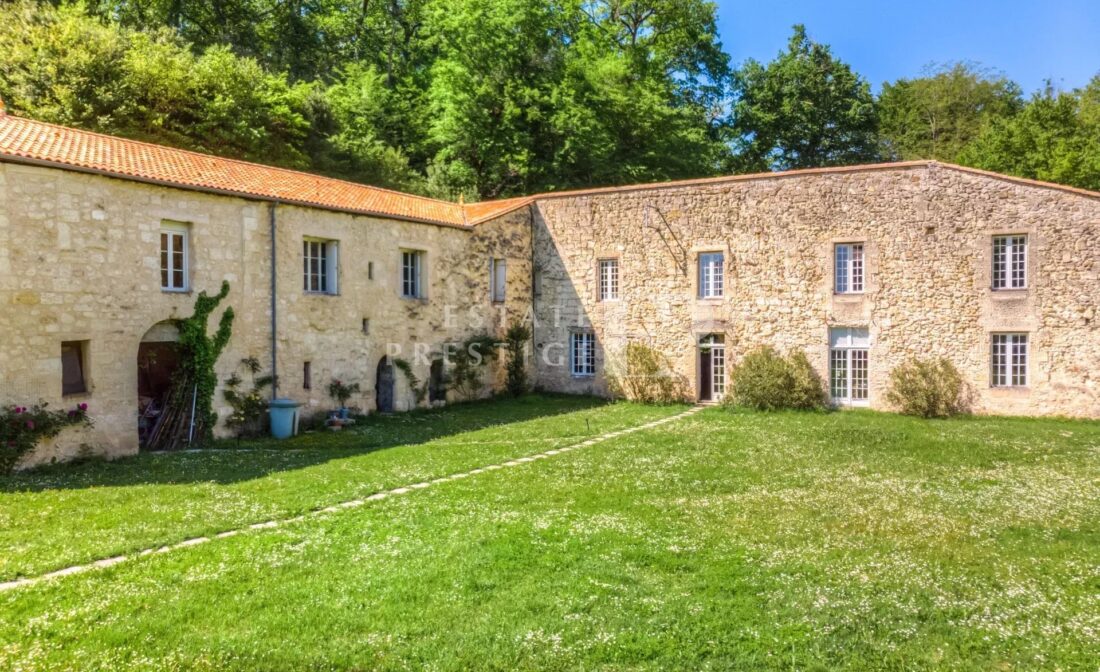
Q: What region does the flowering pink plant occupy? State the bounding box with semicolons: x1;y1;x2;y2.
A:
1;403;92;474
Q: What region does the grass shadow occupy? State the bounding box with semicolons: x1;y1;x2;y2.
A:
1;394;612;492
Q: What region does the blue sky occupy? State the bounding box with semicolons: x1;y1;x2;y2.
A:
715;0;1100;93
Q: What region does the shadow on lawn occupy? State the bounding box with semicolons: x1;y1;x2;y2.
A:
0;394;612;492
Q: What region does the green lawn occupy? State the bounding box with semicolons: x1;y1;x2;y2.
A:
1;401;1098;670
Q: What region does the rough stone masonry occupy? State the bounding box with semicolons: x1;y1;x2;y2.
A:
1;115;1097;467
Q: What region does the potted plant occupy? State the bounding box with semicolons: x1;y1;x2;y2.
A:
327;379;360;419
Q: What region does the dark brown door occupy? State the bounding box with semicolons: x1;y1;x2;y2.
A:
699;348;714;401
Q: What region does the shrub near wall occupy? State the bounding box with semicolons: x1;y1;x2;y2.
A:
606;342;689;404
886;357;969;418
724;347;827;411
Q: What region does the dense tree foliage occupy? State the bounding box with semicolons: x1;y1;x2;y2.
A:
957;79;1100;191
1;3;1097;195
878;63;1023;162
730;25;879;171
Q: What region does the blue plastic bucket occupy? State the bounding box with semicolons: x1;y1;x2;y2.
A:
268;398;301;439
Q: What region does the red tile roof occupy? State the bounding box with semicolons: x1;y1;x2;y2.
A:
0;109;1095;230
0;112;532;227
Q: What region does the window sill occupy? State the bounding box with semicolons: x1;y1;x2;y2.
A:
696;297;724;304
161;288;192;295
305;291;340;298
571;373;596;379
401;295;429;303
62;390;92;400
990;288;1029;299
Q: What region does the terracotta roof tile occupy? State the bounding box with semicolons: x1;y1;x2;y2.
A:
1;111;1096;232
0;113;470;226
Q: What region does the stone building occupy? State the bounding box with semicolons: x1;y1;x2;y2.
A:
1;109;1097;466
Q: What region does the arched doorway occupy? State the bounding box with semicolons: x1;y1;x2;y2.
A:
138;321;181;448
428;359;446;403
698;334;726;403
376;357;395;413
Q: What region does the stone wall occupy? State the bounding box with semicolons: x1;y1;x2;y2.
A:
531;164;1100;417
3;157;1097;469
0;163;531;467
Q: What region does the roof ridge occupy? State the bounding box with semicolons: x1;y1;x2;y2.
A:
0;113;463;210
514;160;1100;202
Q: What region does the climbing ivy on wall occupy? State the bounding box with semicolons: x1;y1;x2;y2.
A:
392;358;427;405
145;282;234;450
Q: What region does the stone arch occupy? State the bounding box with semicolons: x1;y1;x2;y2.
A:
138;321;180;448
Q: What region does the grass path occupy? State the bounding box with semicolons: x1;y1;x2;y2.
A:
0;404;701;592
0;395;687;581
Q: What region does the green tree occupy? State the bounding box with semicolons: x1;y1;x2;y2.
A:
421;0;565;200
0;1;314;168
317;64;422;191
547;0;731;188
878;63;1023;162
958;78;1100;191
731;24;879;171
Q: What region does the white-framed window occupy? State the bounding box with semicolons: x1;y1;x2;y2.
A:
400;249;424;296
570;331;596;377
992;235;1027;290
160;222;189;291
829;328;869;405
598;258;619;301
303;239;338;294
834;242;864;294
991;333;1028;387
402;250;425;299
698;252;724;298
491;258;507;303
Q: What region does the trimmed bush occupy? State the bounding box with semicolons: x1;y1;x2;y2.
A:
725;347;827;411
607;342;689;404
886;357;968;418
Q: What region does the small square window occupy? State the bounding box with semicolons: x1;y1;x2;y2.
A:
61;341;88;396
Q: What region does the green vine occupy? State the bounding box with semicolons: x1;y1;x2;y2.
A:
392;358;428;405
147;281;234;450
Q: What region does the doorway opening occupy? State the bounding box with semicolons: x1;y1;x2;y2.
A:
138;321;181;449
375;356;395;413
698;334;726;403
